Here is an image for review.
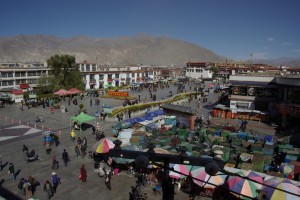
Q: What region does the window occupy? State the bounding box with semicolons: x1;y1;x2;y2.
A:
115;74;119;78
86;64;90;71
81;65;84;72
1;72;13;77
28;72;37;77
16;80;27;84
92;65;96;71
27;79;37;84
132;73;135;77
2;80;14;86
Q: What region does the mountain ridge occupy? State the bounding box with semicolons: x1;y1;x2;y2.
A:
0;34;226;66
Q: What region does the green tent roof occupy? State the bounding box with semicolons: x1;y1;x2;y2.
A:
70;112;96;124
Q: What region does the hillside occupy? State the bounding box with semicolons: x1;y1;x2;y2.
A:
0;34;226;66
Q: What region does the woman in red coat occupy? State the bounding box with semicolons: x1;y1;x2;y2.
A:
80;165;87;182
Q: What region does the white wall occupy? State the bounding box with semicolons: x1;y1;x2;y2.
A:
230;75;275;82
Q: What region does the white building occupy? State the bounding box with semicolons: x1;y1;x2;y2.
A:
183;62;213;79
78;61;163;90
0;62;49;90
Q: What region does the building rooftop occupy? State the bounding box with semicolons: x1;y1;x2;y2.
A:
160;103;195;115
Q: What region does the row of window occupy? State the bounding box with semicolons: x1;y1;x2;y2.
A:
0;79;37;86
0;72;46;77
87;72;156;80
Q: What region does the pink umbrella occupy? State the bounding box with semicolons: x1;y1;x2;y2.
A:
54;89;70;96
68;88;82;94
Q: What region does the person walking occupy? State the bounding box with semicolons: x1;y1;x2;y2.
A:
128;110;132;119
77;137;82;148
18;178;26;195
75;145;81;158
51;172;60;194
43;180;53;200
70;129;76;142
80;165;87;182
50;106;54;114
81;137;87;158
51;155;59;170
23;180;33;199
8;163;15;181
62;149;70;167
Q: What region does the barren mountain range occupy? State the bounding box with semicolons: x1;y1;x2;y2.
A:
0;34;226;66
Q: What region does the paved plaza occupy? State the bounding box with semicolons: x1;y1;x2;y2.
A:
0;83;276;200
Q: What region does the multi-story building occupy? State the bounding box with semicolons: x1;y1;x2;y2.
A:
0;62;49;90
78;61;163;90
228;74;300;129
275;76;300;129
183;62;213;79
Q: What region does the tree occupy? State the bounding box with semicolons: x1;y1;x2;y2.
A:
36;74;53;94
210;66;220;79
46;54;84;91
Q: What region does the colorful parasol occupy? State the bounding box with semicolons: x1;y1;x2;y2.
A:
93;138;115;154
261;182;300;200
227;171;263;198
280;163;294;175
190;167;227;188
169;164;193;179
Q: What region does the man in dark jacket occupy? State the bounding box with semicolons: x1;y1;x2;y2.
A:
62;149;70;167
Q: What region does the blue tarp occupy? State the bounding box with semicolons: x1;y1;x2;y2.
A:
264;135;273;142
146;123;158;132
125;110;165;125
238;132;248;139
213;130;221;137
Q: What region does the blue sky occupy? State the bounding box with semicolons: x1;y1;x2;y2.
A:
1;0;300;60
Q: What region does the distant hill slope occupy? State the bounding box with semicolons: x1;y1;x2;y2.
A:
254;57;300;67
0;34;226;66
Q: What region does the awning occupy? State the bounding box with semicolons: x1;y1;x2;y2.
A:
19;84;29;89
229;81;277;87
11;90;24;95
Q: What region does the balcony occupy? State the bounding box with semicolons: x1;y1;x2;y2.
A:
89;79;96;84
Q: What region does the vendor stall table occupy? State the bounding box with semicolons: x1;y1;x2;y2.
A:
278;144;294;152
221;130;231;139
252;155;265;173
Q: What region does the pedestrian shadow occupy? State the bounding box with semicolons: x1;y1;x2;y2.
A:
15;169;21;179
1;162;9;169
0;179;4;186
0;186;23;200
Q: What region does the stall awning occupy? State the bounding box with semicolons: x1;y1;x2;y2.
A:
229;81;277;87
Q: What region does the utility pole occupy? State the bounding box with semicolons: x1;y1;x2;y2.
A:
109;140;224;200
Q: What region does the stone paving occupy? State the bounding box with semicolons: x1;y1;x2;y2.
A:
0;83;276;200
